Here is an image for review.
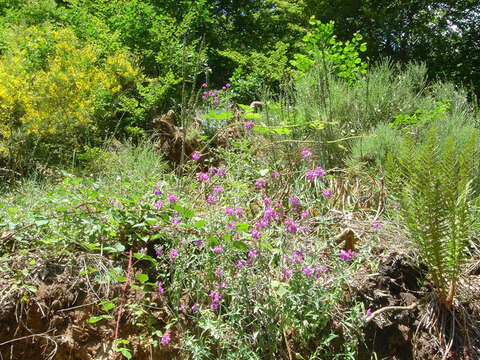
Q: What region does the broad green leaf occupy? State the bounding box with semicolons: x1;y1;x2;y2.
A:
137;273;149;283
194;220;206;229
88;315;112;323
232;241;248;251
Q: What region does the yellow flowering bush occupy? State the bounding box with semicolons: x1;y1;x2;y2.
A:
0;24;140;168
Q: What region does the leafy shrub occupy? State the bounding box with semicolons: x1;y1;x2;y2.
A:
220;42;290;104
0;24;140;171
291;18;367;84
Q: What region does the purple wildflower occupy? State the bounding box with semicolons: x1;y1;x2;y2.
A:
192;152;200;161
255;177;266;188
322;189;333;198
314;168;326;178
293;250;304;263
213;185;223;194
171;217;181;225
251;229;262;239
197;172;210;182
212;245;223;254
235;208;245;216
244;120;253;130
153;183;163;196
286;256;295;265
288;195;300;207
161;332;171;345
139;247;147;254
285;219;298;234
303;266;314;276
217;166;226;177
300;225;312;233
155;248;164;256
301;149;313;158
194;239;203;246
314;265;327;278
206;194;215;205
264;207;278;220
158;281;165;294
305;170;315;180
170;249;179;262
271;171;281;179
281;268;293;281
167;193;178;203
372;221;382;229
301;210;309;220
338;249;358;260
264;197;272;206
202;83;207;88
154;200;164;209
192;304;200;312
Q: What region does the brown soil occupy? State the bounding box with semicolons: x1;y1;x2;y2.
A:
351;246;480;360
0;253;177;360
1;244;479;359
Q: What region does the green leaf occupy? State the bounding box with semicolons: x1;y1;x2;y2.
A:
194;220;206;229
137;273;149;283
259;241;273;251
232;241;247;251
35;219;50;226
236;223;249;232
115;347;132;359
101;302;115;311
88;315;112;323
243;112;261;120
207;236;219;246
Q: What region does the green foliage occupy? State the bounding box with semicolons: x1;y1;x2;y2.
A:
390;101;450;134
221;42;290;103
348;123;401;168
386;129;478;308
292;18;367;84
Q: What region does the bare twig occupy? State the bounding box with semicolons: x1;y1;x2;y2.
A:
0;330;53;346
56;301;99;313
365;302;417;323
111;249;133;359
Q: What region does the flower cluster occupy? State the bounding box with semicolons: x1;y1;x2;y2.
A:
338;249;358;260
305;167;326;181
201;83;231;104
209;290;222;310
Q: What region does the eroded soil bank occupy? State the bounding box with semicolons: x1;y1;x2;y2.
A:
1;244;479;360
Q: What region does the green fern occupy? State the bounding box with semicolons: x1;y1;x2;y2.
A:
386;128;478;308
